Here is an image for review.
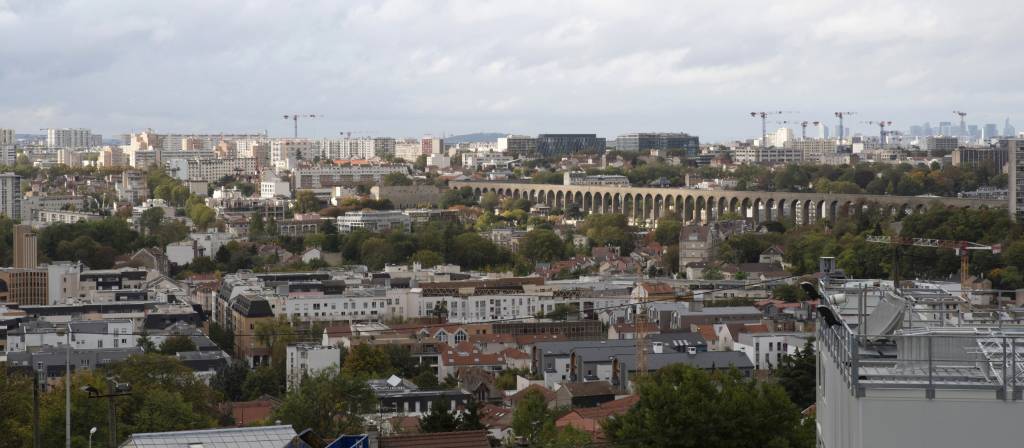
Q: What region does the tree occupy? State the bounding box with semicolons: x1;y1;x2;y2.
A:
242;365;283;399
653;217;682;246
412;370;440;390
419;399;460;433
159;335;198;354
776;339;817;409
342;344;392;378
361;237;397;270
511;388;552;444
250;213;266;238
458;399;485;431
410;249;444;268
139;207;165;235
272;368;375;437
520;229;564;264
294;190;321;214
603;365;810;448
382;172;413;186
211;360;251;402
450;233;506;269
479;191;499;211
580;214;634;254
137;330;157;352
772;283;808;302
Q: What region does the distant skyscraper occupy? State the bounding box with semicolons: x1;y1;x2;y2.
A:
818;124;829;139
1005;118;1017;138
922;122;934;136
13;224;37;268
938;121;953;136
983;123;999;140
0;128;13;147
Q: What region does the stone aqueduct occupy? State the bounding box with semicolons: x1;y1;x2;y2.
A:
449;181;1006;226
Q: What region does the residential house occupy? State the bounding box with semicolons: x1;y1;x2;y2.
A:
554;381;616;408
556;395;639;439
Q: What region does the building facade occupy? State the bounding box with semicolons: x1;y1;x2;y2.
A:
0;172;21;221
1007;139;1024;221
615;133;699;156
536;134;605;156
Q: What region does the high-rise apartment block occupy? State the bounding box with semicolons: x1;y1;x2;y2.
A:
1004;139;1024;221
0;128;14;147
0;172;21;221
46;128;97;148
13;224;37;268
420;137;444;156
615;132;699;156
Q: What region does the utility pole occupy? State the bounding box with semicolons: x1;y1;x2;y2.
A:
282;114;319;138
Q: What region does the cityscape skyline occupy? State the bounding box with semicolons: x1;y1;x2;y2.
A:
2;0;1022;142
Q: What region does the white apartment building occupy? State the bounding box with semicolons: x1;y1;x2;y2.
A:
394;139;422;162
166;157;259;182
46;128;96;148
279;289;404;323
816;273;1024;448
732;146;804;165
271;139;316;168
335;211;411;233
6;319;136;352
733;332;805;370
0;146;15;166
401;290;629;323
292;164;409;189
462;152;516;170
286;344;341;391
0;172;21;221
425;154;450;170
261;173;291;198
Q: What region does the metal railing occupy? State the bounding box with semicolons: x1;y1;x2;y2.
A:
818;317;1024;400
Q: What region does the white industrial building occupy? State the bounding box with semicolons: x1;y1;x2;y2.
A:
286;344;342;391
816;260;1024;448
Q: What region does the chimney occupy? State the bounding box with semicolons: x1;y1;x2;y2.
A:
652;341;663;354
687;346;697;355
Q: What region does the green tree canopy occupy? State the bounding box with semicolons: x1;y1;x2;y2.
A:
603;365;811;448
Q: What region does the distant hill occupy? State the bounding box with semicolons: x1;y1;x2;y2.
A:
443;132;506;144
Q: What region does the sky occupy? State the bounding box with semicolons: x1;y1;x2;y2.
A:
0;0;1021;142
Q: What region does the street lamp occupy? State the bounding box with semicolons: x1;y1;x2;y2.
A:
88;427;97;448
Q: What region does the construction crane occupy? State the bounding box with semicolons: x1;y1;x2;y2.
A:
861;120;893;144
834;112;857;144
953;110;967;136
282;114;319;138
750;111;796;147
799;121;820;140
865;235;1000;288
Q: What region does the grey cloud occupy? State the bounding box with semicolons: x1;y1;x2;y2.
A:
0;0;1021;141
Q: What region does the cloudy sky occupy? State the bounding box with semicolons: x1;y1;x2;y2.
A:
0;0;1021;142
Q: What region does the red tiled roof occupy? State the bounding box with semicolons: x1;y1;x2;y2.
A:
640;282;674;295
694;324;717;342
439;343;505;366
507;384;556;405
572;395;639;420
501;348;530;359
